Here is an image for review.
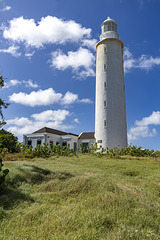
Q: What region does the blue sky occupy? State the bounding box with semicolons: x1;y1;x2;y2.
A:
0;0;160;149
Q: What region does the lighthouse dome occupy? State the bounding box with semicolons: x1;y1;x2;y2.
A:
100;17;119;40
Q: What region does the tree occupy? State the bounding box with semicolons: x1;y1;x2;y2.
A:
0;129;18;153
0;75;9;185
0;75;9;127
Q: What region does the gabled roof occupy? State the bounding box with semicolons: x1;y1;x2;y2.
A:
33;127;78;137
78;132;95;139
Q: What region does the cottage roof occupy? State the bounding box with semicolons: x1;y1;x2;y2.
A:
78;132;95;139
33;127;78;137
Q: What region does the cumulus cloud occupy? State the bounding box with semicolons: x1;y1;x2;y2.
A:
6;109;73;136
9;88;62;107
23;79;39;88
7;117;33;126
128;126;157;142
3;16;91;48
4;79;21;88
0;5;11;12
124;47;160;73
135;111;160;126
127;111;160;142
81;39;97;51
51;47;95;78
31;109;69;122
9;88;93;107
0;45;21;57
61;91;78;105
4;79;39;89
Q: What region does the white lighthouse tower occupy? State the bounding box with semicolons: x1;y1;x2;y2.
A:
95;17;127;149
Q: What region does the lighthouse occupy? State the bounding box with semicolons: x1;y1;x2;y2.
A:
95;17;127;149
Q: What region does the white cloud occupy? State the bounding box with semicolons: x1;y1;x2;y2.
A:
127;110;160;142
31;109;69;122
51;47;95;78
0;45;21;57
3;16;91;48
135;111;160;126
79;98;93;103
81;39;97;51
128;126;157;142
23;79;39;88
4;79;21;88
61;91;78;105
61;91;93;105
9;88;62;107
7;117;32;126
4;79;39;89
25;51;35;58
73;118;79;123
124;47;160;73
0;5;11;12
9;88;92;107
6;109;72;136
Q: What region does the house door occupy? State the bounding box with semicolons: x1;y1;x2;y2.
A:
82;143;89;153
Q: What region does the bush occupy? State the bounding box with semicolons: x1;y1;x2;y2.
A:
0;129;18;153
12;141;159;159
0;157;9;185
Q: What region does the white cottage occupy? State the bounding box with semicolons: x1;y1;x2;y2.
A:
23;127;96;152
23;127;79;151
78;132;95;152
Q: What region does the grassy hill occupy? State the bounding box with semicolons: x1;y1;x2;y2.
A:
0;154;160;240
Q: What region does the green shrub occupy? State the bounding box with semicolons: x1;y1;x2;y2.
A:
0;129;18;153
0;157;9;185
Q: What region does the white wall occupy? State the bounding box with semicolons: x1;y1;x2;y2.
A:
78;139;96;151
95;38;127;149
24;133;78;150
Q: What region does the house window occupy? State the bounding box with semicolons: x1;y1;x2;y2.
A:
104;82;106;88
74;142;77;151
104;100;106;107
104;120;107;128
28;140;32;146
104;64;106;70
50;141;53;146
56;142;60;145
37;140;41;145
62;142;67;148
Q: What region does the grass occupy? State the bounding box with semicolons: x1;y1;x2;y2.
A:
0;154;160;240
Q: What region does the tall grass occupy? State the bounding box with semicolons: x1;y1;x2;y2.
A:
0;155;160;239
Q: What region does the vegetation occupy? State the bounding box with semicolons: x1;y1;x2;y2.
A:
8;141;160;159
0;76;9;185
0;129;18;153
0;157;9;185
0;155;159;239
15;143;77;158
0;76;9;127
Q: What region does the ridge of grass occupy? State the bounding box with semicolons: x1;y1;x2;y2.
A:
0;154;160;240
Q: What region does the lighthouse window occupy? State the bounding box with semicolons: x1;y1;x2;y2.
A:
104;47;106;53
108;22;112;31
104;24;108;32
104;120;107;127
104;82;106;88
104;100;106;107
104;64;106;70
